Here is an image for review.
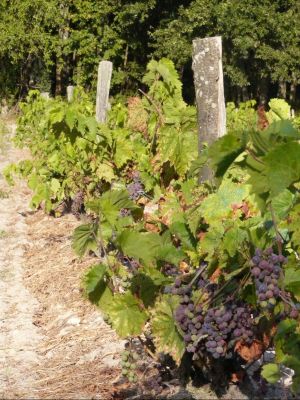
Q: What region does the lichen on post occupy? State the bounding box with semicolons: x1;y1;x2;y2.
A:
96;61;113;123
192;36;226;181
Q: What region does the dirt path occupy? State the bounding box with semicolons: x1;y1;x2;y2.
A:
0;122;123;399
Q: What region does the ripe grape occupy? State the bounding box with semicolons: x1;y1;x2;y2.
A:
251;248;286;309
173;272;256;361
290;309;299;319
127;178;144;200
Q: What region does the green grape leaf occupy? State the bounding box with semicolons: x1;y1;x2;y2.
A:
200;225;224;260
208;134;244;177
169;221;197;251
65;108;77;131
287;204;300;250
72;223;98;256
248;142;300;198
223;224;248;257
201;180;250;225
131;273;160;307
151;295;185;364
83;264;113;307
107;292;147;337
261;363;280;384
50;178;60;195
284;257;300;299
265;120;299;139
271;189;295;219
96;163;116;183
87;190;138;226
114;130;134;168
117;230;162;265
266;98;291;123
158;125;197;176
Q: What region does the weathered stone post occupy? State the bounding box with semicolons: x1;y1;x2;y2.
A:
96;61;113;123
192;36;226;181
40;92;50;100
67;85;74;102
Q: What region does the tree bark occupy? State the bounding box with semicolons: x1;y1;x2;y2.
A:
278;80;287;99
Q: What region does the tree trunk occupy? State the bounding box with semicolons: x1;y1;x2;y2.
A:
289;80;297;105
242;86;249;102
55;2;70;96
257;77;269;105
278;80;287;99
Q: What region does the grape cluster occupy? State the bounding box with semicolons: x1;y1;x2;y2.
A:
173;277;255;361
121;349;139;383
119;208;131;217
71;190;84;219
127;176;144;200
162;263;180;277
118;253;140;274
251;248;286;309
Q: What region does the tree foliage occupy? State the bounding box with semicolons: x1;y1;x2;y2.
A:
0;0;299;105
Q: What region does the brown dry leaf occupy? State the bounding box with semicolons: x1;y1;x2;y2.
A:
179;261;190;273
210;267;222;283
197;231;206;241
235;339;264;362
263;325;277;347
137;196;148;206
145;222;160;233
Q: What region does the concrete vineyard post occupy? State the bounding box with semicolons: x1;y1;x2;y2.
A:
67;85;74;102
192;36;226;181
96;61;113;123
40;92;50;100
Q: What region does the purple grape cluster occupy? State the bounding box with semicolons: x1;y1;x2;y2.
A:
251;248;286;309
118;254;140;274
119;208;131;217
173;278;255;361
71;190;84;219
162;263;180;277
127;176;144;200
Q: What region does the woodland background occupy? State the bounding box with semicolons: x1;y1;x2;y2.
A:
0;0;299;106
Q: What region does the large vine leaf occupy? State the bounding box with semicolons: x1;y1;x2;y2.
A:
158;125;197;176
208;134;244;177
248;142;300;198
284;256;300;300
201;180;250;225
117;230;162;265
83;264;113;307
223;224;248;257
72;223;98;256
287;203;300;250
113;129;135;168
151;295;185;364
261;364;280;384
169;221;197;251
107;292;147;337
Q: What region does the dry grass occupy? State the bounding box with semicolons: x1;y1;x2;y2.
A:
22;210;123;399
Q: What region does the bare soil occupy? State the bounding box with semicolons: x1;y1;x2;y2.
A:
0;121;123;399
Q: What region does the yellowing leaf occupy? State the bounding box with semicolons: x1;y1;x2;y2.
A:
151;295;185;364
107;292;147;337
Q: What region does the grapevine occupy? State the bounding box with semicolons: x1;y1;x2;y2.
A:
7;59;300;395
